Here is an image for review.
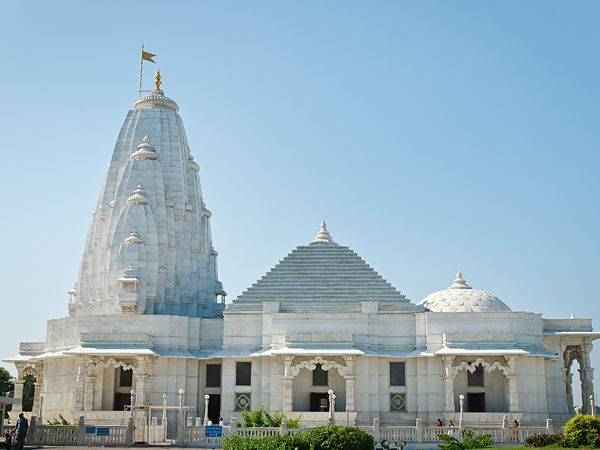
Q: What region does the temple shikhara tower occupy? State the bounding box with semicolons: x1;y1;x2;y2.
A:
6;71;598;432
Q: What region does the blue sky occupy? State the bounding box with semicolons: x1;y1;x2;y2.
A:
0;1;598;404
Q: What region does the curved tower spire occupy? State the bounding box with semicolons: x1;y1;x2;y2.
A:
72;77;225;317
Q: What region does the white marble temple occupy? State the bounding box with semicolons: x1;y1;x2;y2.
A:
5;79;598;429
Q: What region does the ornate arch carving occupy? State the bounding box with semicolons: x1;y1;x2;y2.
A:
22;366;40;377
288;356;350;378
450;358;510;377
84;358;136;373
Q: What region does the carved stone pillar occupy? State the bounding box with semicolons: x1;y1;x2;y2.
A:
13;363;25;407
563;367;574;414
32;364;43;416
83;375;96;411
73;357;85;411
343;356;356;412
582;343;595;415
135;356;155;406
507;356;519;412
282;356;294;413
442;356;455;412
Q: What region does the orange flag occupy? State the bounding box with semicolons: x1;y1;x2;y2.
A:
142;51;156;63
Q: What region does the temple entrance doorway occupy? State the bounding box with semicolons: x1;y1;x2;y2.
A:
208;394;220;423
309;393;329;412
467;393;485;412
114;393;130;411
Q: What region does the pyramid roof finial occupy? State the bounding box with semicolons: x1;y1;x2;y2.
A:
312;219;334;243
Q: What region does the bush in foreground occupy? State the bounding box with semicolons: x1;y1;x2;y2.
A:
222;434;309;450
438;429;493;450
524;433;563;447
564;414;600;447
304;425;373;450
223;425;373;450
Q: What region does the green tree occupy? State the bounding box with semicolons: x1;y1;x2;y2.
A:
0;367;15;419
22;374;35;412
0;367;14;396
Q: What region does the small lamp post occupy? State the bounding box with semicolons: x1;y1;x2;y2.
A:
204;394;210;426
328;389;335;424
178;389;185;411
130;389;136;418
162;394;168;423
591;395;595;417
459;394;465;428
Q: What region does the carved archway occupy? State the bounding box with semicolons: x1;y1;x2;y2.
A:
84;358;136;373
563;345;585;415
450;358;510;378
288;356;350;378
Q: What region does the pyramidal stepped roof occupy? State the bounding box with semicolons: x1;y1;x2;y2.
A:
229;221;415;313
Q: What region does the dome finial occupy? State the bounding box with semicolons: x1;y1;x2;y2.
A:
449;271;471;289
312;219;334;243
154;68;162;90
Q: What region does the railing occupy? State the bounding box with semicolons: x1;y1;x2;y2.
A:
33;425;78;444
379;426;418;442
510;427;551;443
13;416;133;447
8;414;558;447
468;426;504;442
84;425;128;445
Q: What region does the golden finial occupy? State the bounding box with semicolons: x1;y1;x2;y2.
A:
154;69;162;90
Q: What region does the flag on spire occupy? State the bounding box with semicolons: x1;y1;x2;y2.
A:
142;50;156;63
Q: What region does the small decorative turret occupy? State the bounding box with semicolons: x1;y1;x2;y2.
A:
124;229;143;245
312;220;334;243
448;272;472;290
127;185;150;205
131;135;159;160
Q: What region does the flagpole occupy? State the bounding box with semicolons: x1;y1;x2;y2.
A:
139;44;144;99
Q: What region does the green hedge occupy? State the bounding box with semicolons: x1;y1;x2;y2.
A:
222;425;373;450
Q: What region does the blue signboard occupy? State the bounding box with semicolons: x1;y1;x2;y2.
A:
85;426;96;434
205;426;222;437
96;427;110;436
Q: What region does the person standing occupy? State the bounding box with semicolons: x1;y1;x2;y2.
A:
14;414;28;450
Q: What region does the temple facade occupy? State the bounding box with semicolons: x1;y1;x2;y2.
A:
6;78;598;427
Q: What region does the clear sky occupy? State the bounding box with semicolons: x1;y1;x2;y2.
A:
0;1;598;405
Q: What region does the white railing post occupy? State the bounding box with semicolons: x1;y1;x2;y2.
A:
372;418;380;441
501;415;508;443
77;416;86;445
416;418;423;443
126;416;134;446
29;416;37;444
591;395;595;417
281;419;288;436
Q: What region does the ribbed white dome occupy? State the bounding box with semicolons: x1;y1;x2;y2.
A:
419;272;511;313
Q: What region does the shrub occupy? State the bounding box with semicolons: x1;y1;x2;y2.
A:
564;414;600;446
46;414;71;425
238;407;300;428
304;425;373;450
223;434;309;450
438;429;493;450
524;433;563;447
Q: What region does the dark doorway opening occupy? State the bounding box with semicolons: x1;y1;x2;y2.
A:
467;393;485;412
309;393;329;412
114;392;130;411
208;394;221;423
